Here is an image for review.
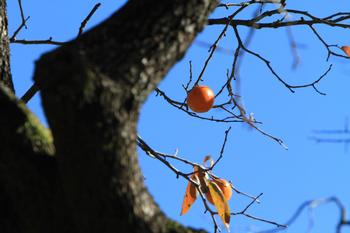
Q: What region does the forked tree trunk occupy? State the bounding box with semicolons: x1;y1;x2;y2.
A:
0;1;218;232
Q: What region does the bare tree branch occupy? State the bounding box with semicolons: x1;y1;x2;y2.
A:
77;3;101;37
209;9;350;29
11;2;102;46
18;3;102;103
137;133;284;233
256;197;349;233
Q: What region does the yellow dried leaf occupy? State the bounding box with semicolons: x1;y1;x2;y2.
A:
208;181;231;230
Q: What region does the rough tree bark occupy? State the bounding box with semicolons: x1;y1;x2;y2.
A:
0;0;13;92
0;1;218;233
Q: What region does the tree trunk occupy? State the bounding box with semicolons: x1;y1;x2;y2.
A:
0;0;14;92
0;0;218;232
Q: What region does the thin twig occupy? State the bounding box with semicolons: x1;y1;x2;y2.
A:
18;0;27;28
11;0;30;40
241;193;263;213
241;212;287;228
77;3;101;37
137;135;221;232
308;25;349;61
11;38;66;45
217;0;282;9
192;17;232;88
11;3;102;46
137;134;284;233
17;3;102;104
233;26;331;96
209;9;350;29
231;184;261;203
256;197;349;233
191;4;249;89
155;88;247;123
211;127;232;170
10;16;30;40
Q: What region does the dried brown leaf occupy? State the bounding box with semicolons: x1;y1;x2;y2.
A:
341;45;350;57
180;176;198;215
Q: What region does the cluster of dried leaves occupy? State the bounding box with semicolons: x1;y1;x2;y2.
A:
180;158;231;229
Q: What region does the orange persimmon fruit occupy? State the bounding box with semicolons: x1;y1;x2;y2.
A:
187;85;215;113
341;45;350;57
205;178;232;205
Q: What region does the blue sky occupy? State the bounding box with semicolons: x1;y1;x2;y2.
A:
7;1;350;232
